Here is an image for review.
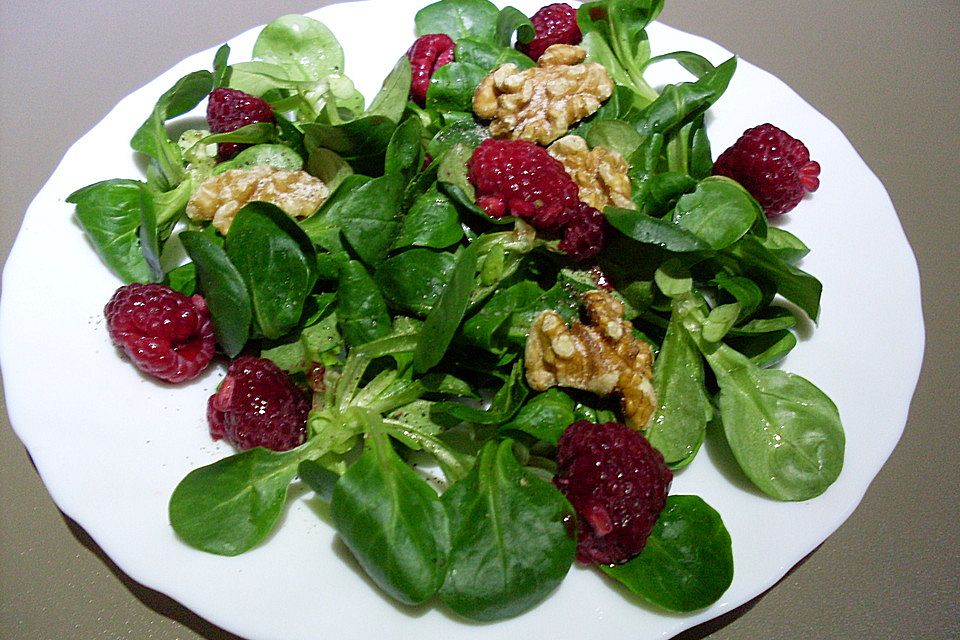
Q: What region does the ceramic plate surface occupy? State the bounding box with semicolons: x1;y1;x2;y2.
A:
0;1;924;639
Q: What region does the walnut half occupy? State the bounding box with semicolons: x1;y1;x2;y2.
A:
525;289;657;429
186;165;329;234
548;135;635;211
473;44;614;145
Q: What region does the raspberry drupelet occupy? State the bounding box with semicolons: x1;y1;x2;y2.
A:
104;283;216;384
554;420;672;565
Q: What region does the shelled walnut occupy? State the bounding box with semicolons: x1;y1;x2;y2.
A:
186;165;329;234
473;44;614;145
548;135;635;211
525;290;657;429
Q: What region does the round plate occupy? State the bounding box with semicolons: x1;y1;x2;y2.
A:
0;1;924;639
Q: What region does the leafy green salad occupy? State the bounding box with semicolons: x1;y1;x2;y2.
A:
68;0;844;623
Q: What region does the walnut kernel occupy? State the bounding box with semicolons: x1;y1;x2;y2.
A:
473;44;614;145
548;135;635;211
186;165;329;234
525;290;656;429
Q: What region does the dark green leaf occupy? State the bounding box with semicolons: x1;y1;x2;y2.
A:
299;173;371;245
425;62;488;113
260;298;341;372
413;242;480;373
713;270;763;318
495;6;534;47
384;116;423;184
763;226;810;264
727;329;798;367
180;230;252;357
302;115;396;176
674;293;842;500
131;71;214;189
601;495;733;612
432;360;528;425
672;176;762;249
367;56;413;123
646;310;711;467
67;179;153;283
337;260;392;347
426;118;490;160
393;185;464;250
226;202;318;339
500;388;575;445
169;445;310;555
316;172;404;267
297;459;339;502
439;439;576;621
723;234;822;322
165;262;196;295
462;280;542;351
212;44;231;87
606;206;708;252
137;188;162;282
332;418;449;605
645;50;715;78
708;344;844;500
632;56;737;139
376;249;456;315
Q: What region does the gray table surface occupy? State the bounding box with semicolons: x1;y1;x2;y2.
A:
1;1;958;639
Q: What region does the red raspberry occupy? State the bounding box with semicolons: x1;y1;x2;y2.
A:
468;139;580;230
206;87;275;160
468;139;607;259
104;283;216;384
406;34;456;106
712;123;821;217
517;3;582;60
559;202;607;261
207;356;309;452
554;420;672;565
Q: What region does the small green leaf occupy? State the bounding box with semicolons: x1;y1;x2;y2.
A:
606;206;708;252
393;186;464;250
367;56;412;122
376;249;456;316
169;445;312;555
180;230;252;357
226;202;318;339
415;0;501;41
131;70;214;189
413;241;479;373
646;310;711;467
337;260;392;347
425;61;488;113
672;176;762;250
439;439;576;621
332;416;449;605
67;179;153;283
601;495;733;612
500;388;576;445
253;14;345;80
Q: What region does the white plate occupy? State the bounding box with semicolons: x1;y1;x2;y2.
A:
0;1;924;639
